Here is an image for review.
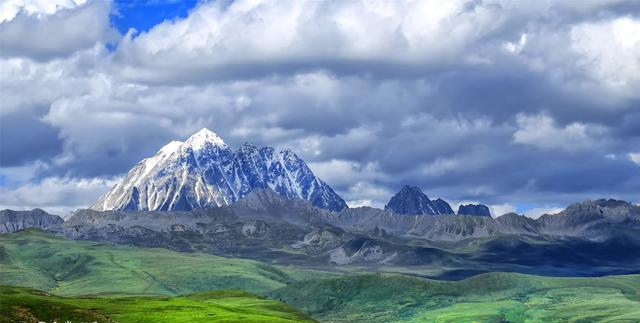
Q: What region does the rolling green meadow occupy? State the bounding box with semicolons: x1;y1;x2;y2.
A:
2;230;640;323
272;273;640;323
0;229;332;296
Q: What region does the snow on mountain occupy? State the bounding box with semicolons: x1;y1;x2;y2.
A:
91;128;348;212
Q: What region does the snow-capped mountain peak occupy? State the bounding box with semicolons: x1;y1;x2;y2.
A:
158;140;183;155
183;128;227;150
92;129;347;212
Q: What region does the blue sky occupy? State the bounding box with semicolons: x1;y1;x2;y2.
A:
0;0;639;216
111;0;198;34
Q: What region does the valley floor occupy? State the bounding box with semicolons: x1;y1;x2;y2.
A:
1;230;639;323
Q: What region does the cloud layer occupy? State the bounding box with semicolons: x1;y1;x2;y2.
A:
1;0;639;215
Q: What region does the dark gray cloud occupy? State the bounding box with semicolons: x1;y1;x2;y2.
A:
1;0;639;215
0;110;63;166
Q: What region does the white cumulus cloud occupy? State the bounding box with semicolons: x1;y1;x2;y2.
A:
0;0;88;23
112;0;506;83
0;0;117;60
570;17;640;96
0;176;120;216
513;113;606;151
629;152;640;166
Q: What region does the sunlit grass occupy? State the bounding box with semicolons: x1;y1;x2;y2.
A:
0;285;316;323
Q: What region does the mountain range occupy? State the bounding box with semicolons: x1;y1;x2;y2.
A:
92;129;493;217
9;191;639;278
4;129;640;279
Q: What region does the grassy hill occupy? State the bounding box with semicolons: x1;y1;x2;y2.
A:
0;285;317;323
271;272;640;323
2;230;640;323
0;229;332;296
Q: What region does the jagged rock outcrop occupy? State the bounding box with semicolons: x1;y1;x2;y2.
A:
384;185;453;215
92;128;347;212
457;204;491;217
0;209;63;233
433;198;455;214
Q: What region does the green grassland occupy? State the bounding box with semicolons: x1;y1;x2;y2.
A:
0;285;316;323
0;229;332;296
271;272;640;323
2;230;640;323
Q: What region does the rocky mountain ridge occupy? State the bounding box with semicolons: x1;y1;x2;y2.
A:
384;185;490;217
3;193;639;277
8;194;638;243
0;209;63;233
60;192;640;277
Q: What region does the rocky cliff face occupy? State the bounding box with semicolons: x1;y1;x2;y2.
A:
0;209;63;233
457;204;491;217
92;128;347;212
